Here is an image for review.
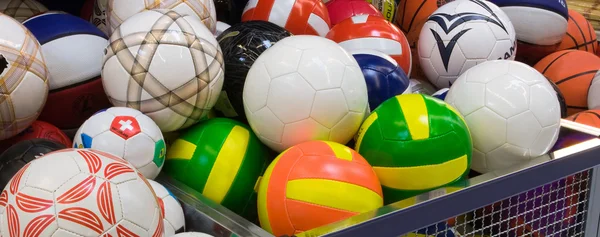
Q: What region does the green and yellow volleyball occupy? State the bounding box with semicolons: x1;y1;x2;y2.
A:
355;94;472;204
163;118;269;219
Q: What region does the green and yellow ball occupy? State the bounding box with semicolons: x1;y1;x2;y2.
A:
355;93;472;204
164;118;269;219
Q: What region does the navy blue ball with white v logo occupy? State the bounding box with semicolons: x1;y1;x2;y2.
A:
352;50;410;110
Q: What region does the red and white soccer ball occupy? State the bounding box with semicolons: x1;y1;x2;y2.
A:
73;107;166;180
147;180;185;237
242;0;331;36
0;149;163;237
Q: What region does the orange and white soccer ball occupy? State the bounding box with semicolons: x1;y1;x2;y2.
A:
242;0;330;36
106;0;216;36
326;15;412;76
0;0;47;22
0;13;49;141
0;149;163;237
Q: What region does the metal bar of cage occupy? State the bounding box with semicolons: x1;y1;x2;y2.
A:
297;121;600;237
157;120;600;237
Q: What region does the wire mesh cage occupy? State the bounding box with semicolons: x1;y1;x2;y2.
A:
402;170;592;237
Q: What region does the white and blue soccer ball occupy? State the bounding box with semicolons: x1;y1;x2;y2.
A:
73;107;166;179
418;0;516;89
351;49;410;110
148;180;186;237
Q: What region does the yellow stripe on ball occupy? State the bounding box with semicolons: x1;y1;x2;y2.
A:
203;126;249;203
322;141;353;161
286;179;383;213
397;94;429;140
355;112;378;153
373;155;468;190
166;139;196;160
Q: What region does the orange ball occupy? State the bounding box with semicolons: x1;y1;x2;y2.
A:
257;140;383;236
326;15;412;76
534;50;600;115
567;110;600;128
557;9;597;53
241;0;331;36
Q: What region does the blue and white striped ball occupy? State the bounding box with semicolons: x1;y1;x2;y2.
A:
351;49;410;110
488;0;568;45
23;11;108;90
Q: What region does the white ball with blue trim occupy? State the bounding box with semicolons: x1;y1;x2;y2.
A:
488;0;568;46
148;180;186;237
418;0;516;89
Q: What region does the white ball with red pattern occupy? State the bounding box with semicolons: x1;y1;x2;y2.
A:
241;0;331;36
147;180;185;237
73;107;166;180
0;149;163;237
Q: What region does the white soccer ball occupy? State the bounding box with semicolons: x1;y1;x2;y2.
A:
243;35;368;152
73;107;166;179
0;149;163;237
106;0;216;36
0;0;47;22
444;60;561;173
172;232;213;237
102;9;224;132
0;13;49;140
418;0;516;89
147;180;185;237
91;0;109;34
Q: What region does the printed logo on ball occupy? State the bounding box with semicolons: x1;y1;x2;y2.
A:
427;0;510;72
110;116;141;139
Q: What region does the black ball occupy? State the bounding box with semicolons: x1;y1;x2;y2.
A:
214;21;292;123
0;139;66;189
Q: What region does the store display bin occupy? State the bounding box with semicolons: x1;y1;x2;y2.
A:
157;119;600;237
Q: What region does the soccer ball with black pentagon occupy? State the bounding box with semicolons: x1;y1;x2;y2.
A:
214;21;292;123
0;138;66;189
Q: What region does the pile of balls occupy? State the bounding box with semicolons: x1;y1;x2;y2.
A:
0;0;598;236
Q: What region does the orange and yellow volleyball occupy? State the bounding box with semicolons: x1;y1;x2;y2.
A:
257;140;383;236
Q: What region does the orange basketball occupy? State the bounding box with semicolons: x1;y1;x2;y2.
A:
557;9;597;53
257;140;383;236
567;110;600;128
395;0;453;80
534;50;600;115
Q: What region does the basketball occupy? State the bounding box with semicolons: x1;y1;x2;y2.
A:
566;110;600;128
557;9;597;53
257;140;383;236
534;50;600;115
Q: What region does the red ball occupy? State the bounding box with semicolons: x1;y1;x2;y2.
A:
0;121;72;152
326;0;382;26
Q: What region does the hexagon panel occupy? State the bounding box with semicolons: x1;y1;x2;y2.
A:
464;107;507;153
243;62;272;113
267;73;315;123
457;22;496;60
282;118;331;151
485;74;529;119
445;77;485;117
529;83;561;128
311;89;349;129
341;66;369;113
507;111;541;149
486;143;531;172
261;44;303;78
249;106;285;144
297;48;346;90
